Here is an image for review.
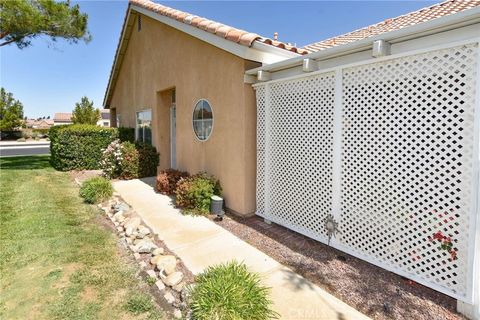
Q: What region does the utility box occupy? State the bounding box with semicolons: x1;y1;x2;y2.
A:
210;195;224;217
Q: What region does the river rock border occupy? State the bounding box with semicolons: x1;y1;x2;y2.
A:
98;194;194;319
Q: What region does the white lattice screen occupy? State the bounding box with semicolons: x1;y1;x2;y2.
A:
255;43;479;302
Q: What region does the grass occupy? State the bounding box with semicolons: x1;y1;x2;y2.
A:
189;260;278;320
0;155;163;320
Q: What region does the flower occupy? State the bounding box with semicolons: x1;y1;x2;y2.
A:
433;231;444;241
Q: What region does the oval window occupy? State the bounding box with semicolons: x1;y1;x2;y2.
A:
192;99;213;141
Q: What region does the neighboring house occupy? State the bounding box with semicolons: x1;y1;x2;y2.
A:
25;118;54;129
105;1;480;317
53;113;73;126
97;109;110;127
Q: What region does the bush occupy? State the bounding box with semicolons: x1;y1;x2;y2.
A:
136;143;159;178
175;172;221;215
118;127;135;143
156;169;189;195
120;141;140;179
32;128;49;137
16;137;26;142
101;140;159;180
50;124;118;171
0;130;22;141
79;176;113;204
188;261;278;320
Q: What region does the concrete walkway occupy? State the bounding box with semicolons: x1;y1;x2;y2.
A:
114;178;371;320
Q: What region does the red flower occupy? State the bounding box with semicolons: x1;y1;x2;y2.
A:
433;231;445;241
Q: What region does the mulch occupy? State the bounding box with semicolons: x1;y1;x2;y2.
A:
210;213;465;320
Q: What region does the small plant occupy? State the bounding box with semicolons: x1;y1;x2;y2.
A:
189;260;278;320
146;276;157;285
175;172;222;215
125;293;154;314
79;176;113;204
156;169;189;195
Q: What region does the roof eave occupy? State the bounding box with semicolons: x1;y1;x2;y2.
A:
103;4;300;108
246;6;480;76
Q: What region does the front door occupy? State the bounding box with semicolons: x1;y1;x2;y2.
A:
170;101;176;169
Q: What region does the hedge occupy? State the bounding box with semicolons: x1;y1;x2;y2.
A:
118;127;135;143
50;124;118;171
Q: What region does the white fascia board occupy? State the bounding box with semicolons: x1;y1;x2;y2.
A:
131;5;298;64
246;6;480;76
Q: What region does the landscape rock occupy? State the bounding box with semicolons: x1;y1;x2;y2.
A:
173;309;182;319
139;261;147;269
113;210;125;222
146;269;157;278
172;282;184;292
133;252;141;260
125;237;133;244
163;271;183;287
152;248;164;256
137;225;151;238
151;255;176;275
116;226;124;232
164;292;175;304
113;202;129;213
124;217;141;236
134;240;158;253
155;280;165;291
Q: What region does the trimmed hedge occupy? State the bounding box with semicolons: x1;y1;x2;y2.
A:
118;127;135;143
50;124;118;171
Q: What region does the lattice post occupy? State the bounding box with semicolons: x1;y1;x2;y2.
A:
264;83;271;217
330;69;343;245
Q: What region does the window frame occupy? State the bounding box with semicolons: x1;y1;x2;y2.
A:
135;109;152;145
192;99;214;142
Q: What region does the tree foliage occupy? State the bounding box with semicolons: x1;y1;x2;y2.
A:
0;0;91;48
0;88;24;131
71;96;100;125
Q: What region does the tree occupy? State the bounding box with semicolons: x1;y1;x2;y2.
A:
0;88;24;131
0;0;91;49
72;96;100;125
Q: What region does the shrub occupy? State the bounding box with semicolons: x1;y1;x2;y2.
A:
101;139;123;178
175;172;222;215
120;141;140;179
50;124;118;171
118;127;135;143
101;140;159;180
136;142;159;178
156;169;189;195
16;137;25;142
189;261;278;320
79;176;113;204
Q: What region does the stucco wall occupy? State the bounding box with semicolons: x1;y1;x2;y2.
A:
109;14;259;216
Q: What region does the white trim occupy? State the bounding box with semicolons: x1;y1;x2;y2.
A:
131;5;298;64
264;84;271;216
191;99;214;142
246;7;480;76
330;69;343;238
253;39;480;88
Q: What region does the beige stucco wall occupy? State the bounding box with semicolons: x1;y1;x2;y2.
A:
109;14;259;216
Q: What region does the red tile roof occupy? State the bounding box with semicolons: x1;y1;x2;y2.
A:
129;0;309;55
302;0;480;53
53;113;72;122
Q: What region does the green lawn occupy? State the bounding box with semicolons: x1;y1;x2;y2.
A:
0;156;163;320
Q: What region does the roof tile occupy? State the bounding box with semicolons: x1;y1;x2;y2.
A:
302;0;480;52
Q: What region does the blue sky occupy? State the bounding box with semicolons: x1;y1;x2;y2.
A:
0;0;436;118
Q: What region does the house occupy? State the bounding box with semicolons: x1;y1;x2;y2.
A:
53;112;73;126
97;109;110;127
104;1;480;318
25;118;54;129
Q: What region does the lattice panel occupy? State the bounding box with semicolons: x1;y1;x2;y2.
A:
255;86;266;216
340;43;478;298
260;73;336;240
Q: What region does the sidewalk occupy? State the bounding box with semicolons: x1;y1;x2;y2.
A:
0;140;49;147
114;178;371;320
